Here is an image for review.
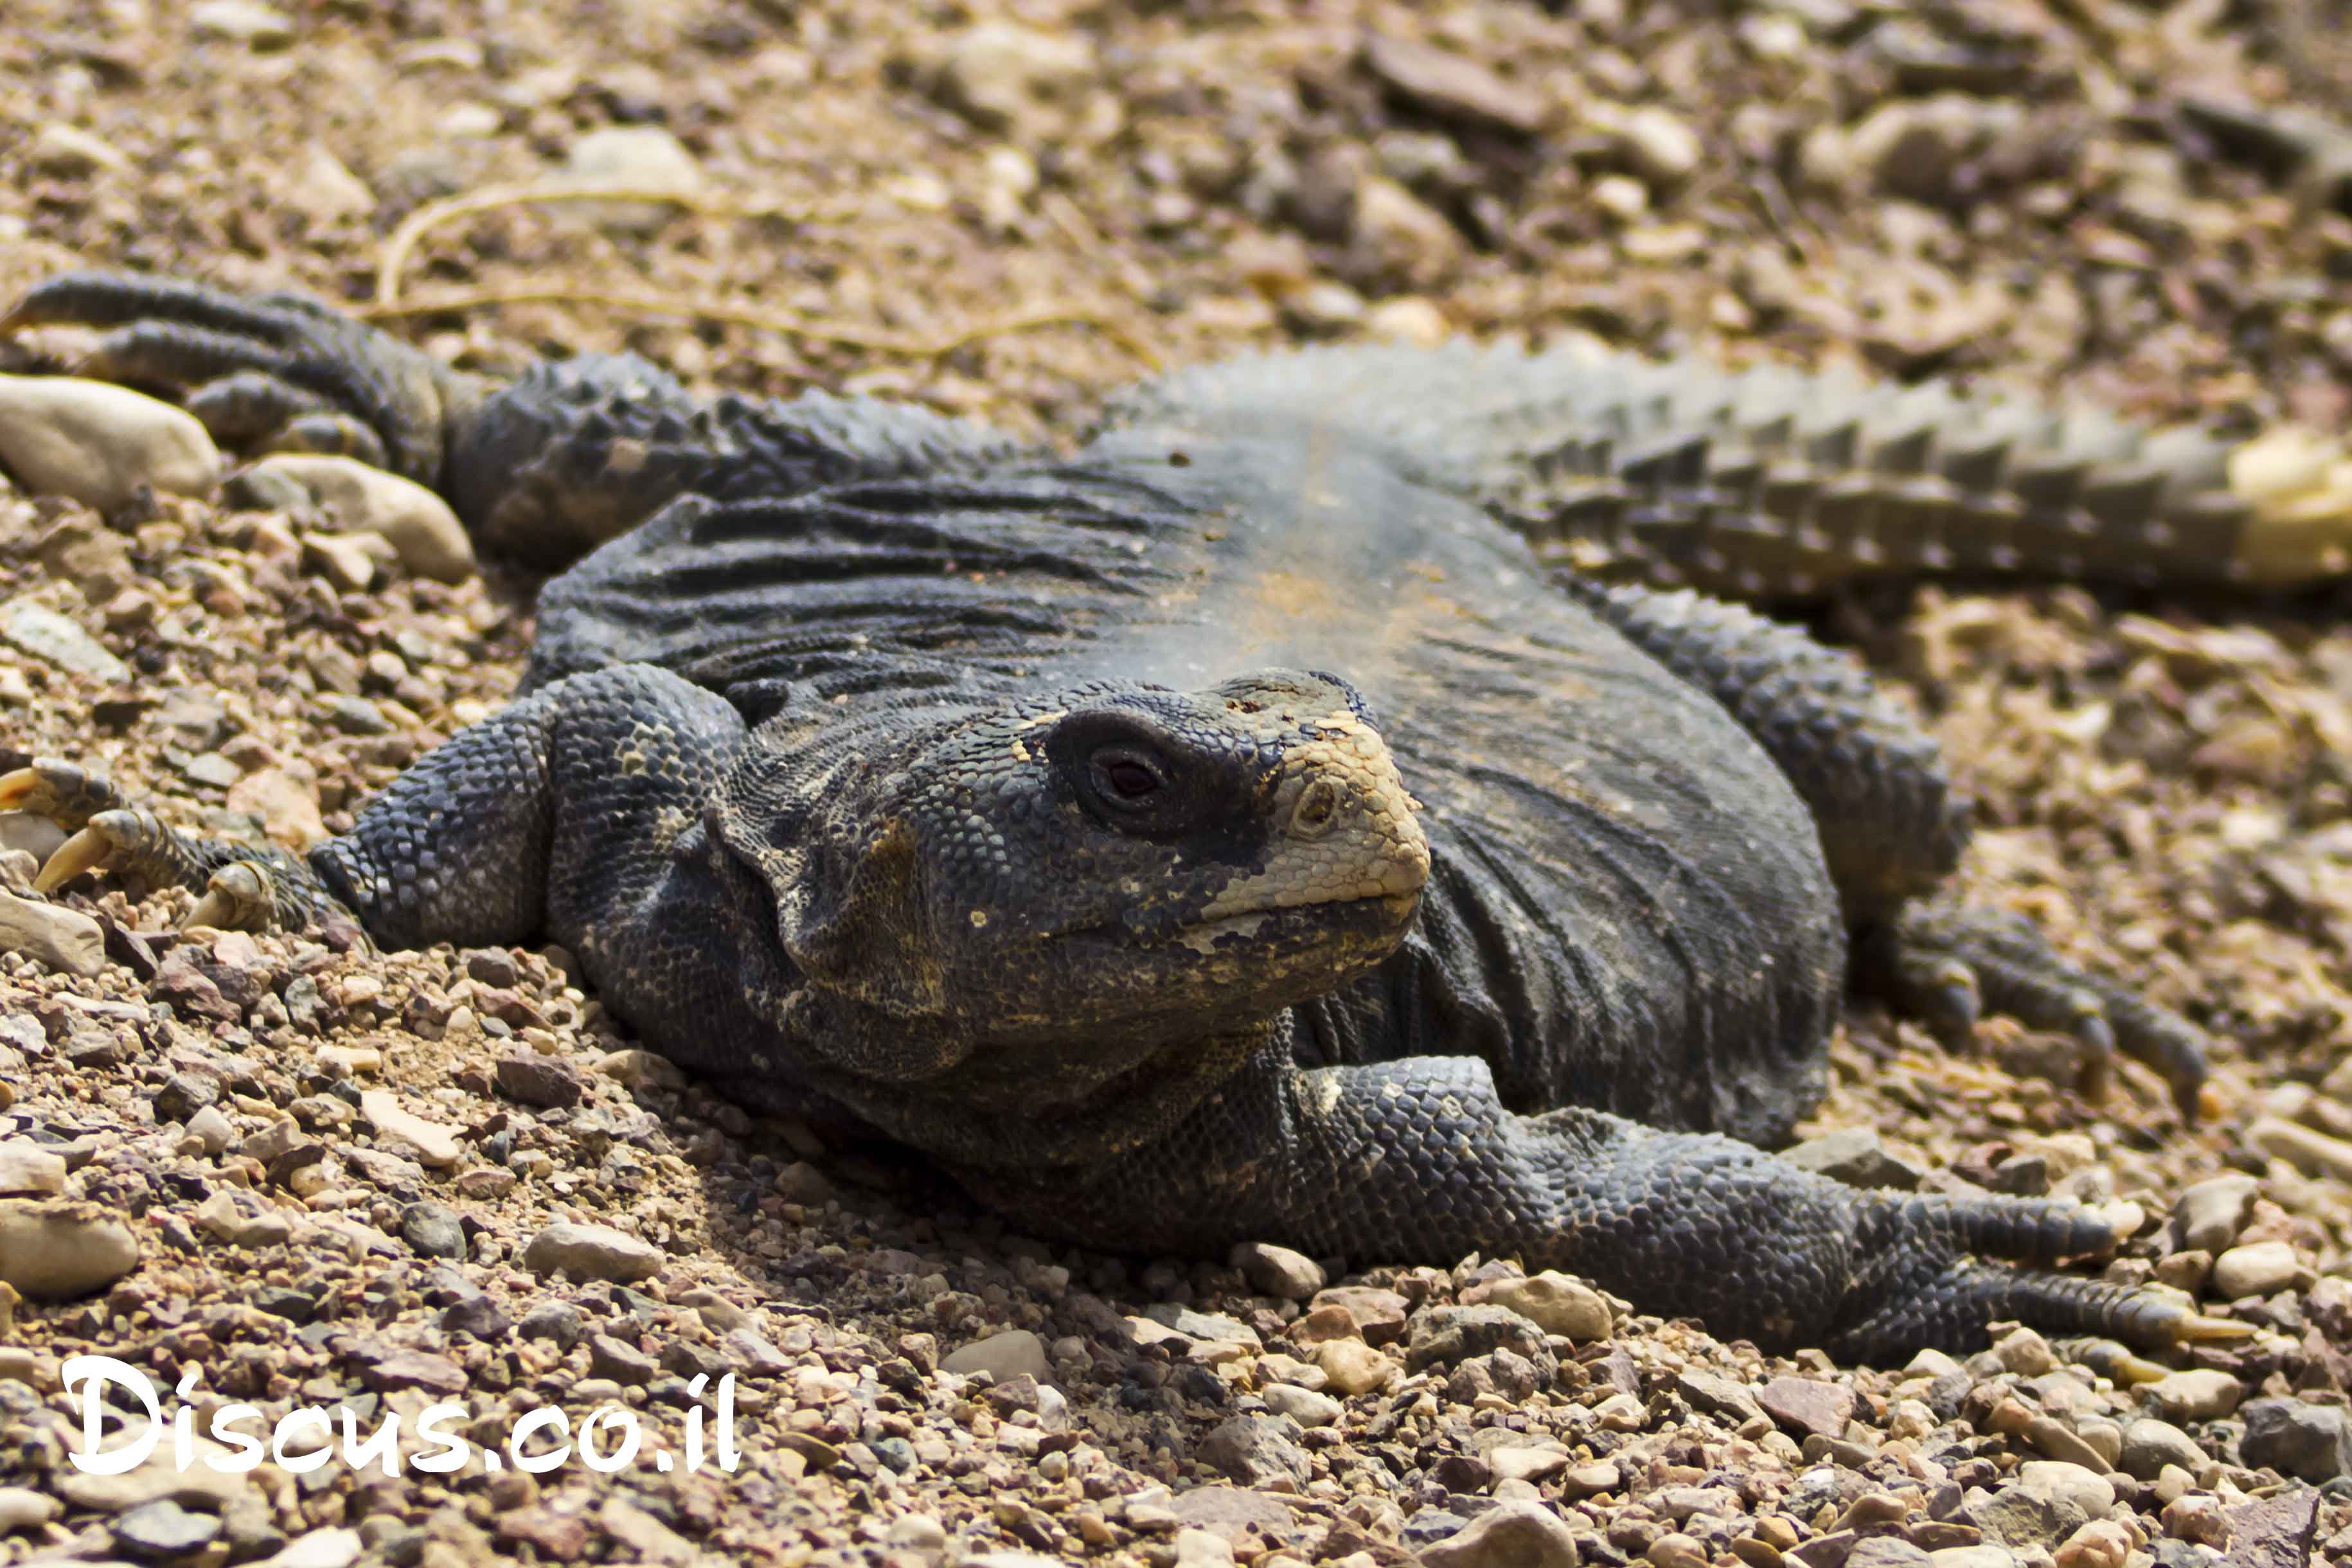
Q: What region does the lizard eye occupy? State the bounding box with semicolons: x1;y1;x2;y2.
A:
1092;747;1166;804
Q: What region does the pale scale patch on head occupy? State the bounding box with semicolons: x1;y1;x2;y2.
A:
1198;708;1429;922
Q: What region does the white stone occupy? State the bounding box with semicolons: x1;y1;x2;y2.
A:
360;1091;463;1168
1462;1270;1612;1340
560;126;705;236
0;1486;58;1532
3;600;132;683
190;1;294;46
0;374;218;512
521;1220;663;1282
2210;1240;2309;1299
1418;1501;1580;1568
0;1141;67;1197
0;889;104;977
0;1199;139;1299
1260;1382;1342;1427
31;123;131;178
247;454;473;582
941;1328;1050;1382
2148;1368;2245;1423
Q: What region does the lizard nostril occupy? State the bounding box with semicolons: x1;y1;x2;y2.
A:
1290;779;1342;839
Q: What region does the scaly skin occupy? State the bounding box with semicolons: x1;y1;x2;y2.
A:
1;271;2304;1361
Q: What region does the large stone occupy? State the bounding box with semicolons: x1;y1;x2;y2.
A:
520;1220;663;1283
2221;1490;2317;1568
2166;1175;2259;1254
0;1199;138;1298
1312;1338;1397;1396
931;22;1094;141
2116;1417;2204;1481
0;890;106;982
1;601;129;684
1197;1414;1309;1489
1307;1284;1409;1343
243;454;474;582
359;1091;463;1168
1760;1376;1855;1441
1961;1462;2114;1549
2238;1396;2352;1481
941;1328;1050;1383
0;1141;67;1197
1416;1501;1580;1568
1229;1241;1325;1301
2209;1241;2308;1299
0;375;218;512
1405;1304;1556;1374
1460;1271;1612;1340
2147;1368;2243;1423
1260;1383;1342;1427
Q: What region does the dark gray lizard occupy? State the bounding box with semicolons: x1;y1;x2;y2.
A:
8;272;2339;1360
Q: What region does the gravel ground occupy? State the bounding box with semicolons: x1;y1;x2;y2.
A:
3;2;2352;1567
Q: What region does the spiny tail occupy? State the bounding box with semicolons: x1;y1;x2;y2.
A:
1112;339;2352;601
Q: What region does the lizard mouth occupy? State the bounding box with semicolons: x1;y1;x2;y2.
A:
1068;889;1421;955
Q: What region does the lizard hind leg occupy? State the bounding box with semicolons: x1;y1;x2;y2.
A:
1858;900;2211;1120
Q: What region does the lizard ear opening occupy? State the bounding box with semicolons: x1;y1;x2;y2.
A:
778;818;950;1020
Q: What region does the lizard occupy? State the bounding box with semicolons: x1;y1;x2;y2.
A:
6;271;2347;1361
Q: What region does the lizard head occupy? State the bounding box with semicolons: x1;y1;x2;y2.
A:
723;669;1430;1081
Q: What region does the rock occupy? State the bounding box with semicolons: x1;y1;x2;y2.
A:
1845;1544;1932;1568
941;1328;1051;1382
0;812;66;866
1588;103;1703;187
518;1300;585;1348
1360;35;1547;136
521;1220;663;1283
2238;1396;2352;1480
116;1497;224;1558
1174;1528;1235;1568
1349;176;1467;289
281;143;375;224
1780;1127;1923;1189
1260;1382;1342;1427
0;375;219;512
1675;1369;1763;1424
1365;296;1450;346
0;1142;66;1198
1417;1500;1580;1568
1461;1271;1612;1340
1760;1376;1855;1441
2148;1368;2243;1423
398;1202;468;1260
932;22;1094;140
243;455;473;582
359;1091;463;1168
33;123;131;178
192;0;294;45
1313;1338;1398;1396
2221;1490;2317;1568
1229;1241;1325;1301
1492;1447;1572;1485
3;601;132;686
2209;1241;2308;1299
2049;1522;2128;1568
0;1199;138;1297
588;1333;658;1385
257;1526;363;1568
1925;1553;2013;1568
2118;1418;2204;1481
553;125;706;235
1197;1414;1310;1488
0;1486;56;1532
227;765;328;848
55;1434;253;1511
2168;1176;2259;1254
0;887;103;977
1308;1284;1409;1343
2247;1117;2352;1183
1961;1462;2114;1550
495;1049;588;1109
193;1190;293;1249
1405;1304;1556;1373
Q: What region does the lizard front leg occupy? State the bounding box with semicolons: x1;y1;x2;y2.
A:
963;1043;2243;1360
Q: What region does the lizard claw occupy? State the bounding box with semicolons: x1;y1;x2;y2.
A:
33;822;123;894
183;863;275;932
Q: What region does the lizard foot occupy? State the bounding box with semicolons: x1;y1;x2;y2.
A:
1856;900;2209;1121
1;759;337;932
1830;1191;2250;1361
1;271;479;486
